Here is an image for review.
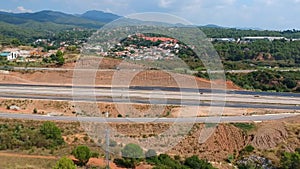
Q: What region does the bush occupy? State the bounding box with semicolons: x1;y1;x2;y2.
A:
33;108;38;114
232;123;255;132
72;145;91;166
53;156;76;169
280;151;300;169
227;154;234;163
153;154;182;169
121;143;144;168
90;151;100;158
40;121;64;147
121;143;144;159
109;140;117;147
283;78;297;89
185;155;216;169
244;145;255;153
145;149;159;164
145;149;157;158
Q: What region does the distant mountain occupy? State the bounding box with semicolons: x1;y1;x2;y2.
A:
80;10;121;23
0;10;121;29
0;10;123;43
202;24;225;28
235;27;263;31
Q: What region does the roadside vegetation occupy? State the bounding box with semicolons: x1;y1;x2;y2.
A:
196;70;300;93
0;119;299;169
113;143;216;169
231;123;256;132
0;121;64;150
227;70;300;92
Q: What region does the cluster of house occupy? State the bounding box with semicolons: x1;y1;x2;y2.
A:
99;34;181;61
0;47;59;61
210;36;300;43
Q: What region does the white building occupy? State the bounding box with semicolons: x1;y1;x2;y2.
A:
242;36;288;41
0;51;20;61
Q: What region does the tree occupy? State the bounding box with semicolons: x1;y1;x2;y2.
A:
56;50;63;57
145;149;157;158
122;143;144;158
39;121;64;146
145;149;159;164
283;78;297;89
56;50;65;66
227;154;234;163
280;151;300;169
244;145;255;153
72;145;91;166
184;155;216;169
53;157;76;169
11;38;21;46
155;154;186;169
33;108;38;114
121;143;144;168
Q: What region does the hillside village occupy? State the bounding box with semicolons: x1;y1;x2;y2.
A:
3;33;300;63
0;39;80;63
101;34;180;61
0;47;59;62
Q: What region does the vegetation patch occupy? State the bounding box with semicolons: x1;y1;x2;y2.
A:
232;123;256;132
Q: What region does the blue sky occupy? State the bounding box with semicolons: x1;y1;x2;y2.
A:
1;0;300;30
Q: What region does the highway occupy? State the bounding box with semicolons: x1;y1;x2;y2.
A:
0;83;299;110
3;66;300;74
0;112;298;123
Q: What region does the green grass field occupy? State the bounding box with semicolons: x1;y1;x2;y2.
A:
0;155;57;169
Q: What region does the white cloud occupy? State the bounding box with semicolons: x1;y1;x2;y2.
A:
15;6;32;13
159;0;173;8
0;6;32;13
0;9;13;13
104;8;113;13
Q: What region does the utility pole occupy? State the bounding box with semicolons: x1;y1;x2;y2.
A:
105;111;110;169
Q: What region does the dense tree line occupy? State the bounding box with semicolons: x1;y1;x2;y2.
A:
280;148;300;169
0;121;64;150
200;27;300;39
0;21;94;45
114;143;216;169
213;40;300;65
226;71;300;92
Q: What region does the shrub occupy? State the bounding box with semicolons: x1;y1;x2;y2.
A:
145;149;157;158
232;123;255;132
90;151;100;158
185;155;216;169
72;145;91;166
109;140;117;147
40;121;64;147
244;145;255;153
53;156;76;169
121;143;144;159
121;143;144;168
280;151;300;169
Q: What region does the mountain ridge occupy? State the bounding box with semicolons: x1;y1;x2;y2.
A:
0;10;121;28
0;10;263;30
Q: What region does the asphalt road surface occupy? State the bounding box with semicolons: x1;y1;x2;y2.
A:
0;83;299;110
0;112;298;123
6;66;300;74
